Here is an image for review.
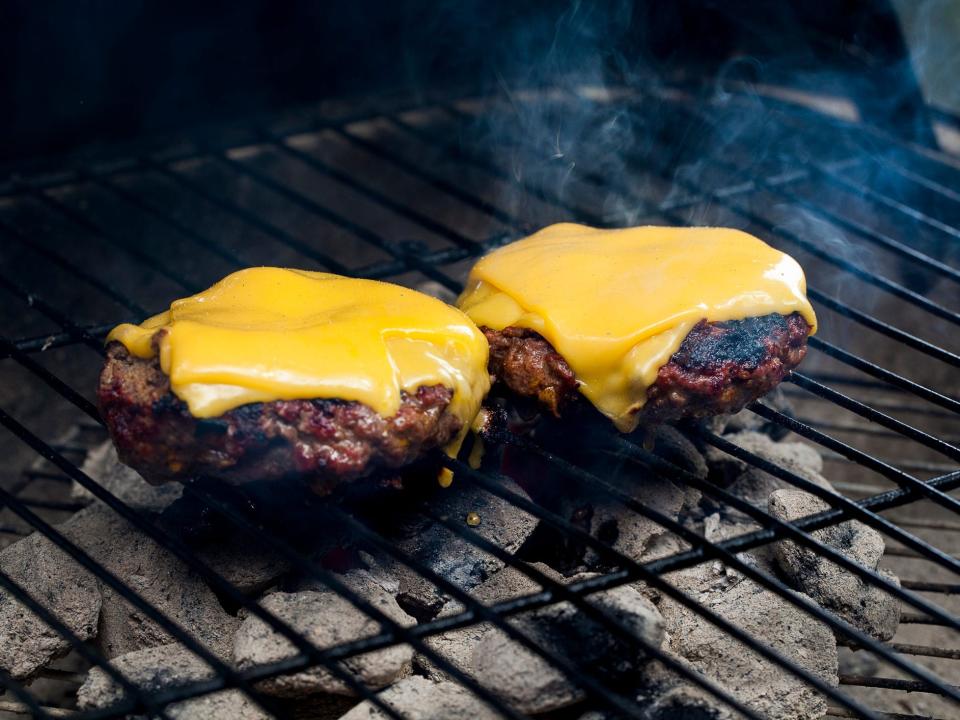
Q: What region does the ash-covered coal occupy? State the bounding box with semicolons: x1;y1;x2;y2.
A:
470;404;897;719
338;676;501;720
584;426;704;566
337;471;539;622
769;489;901;642
0;495;240;680
635;681;735;720
1;408;902;719
653;562;839;720
414;562;547;684
0;521;102;680
77;643;217;711
0;433;542;697
233;572;415;698
162;690;273;720
416;563;665;715
704;387;795;440
472;582;664;714
73;441;182;511
501;416;701;574
703;430;834;512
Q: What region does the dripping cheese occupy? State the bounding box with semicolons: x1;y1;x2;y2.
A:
458;224;817;431
107;268;491;455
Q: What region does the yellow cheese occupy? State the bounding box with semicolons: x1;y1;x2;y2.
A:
107;268;491;455
458;224;817;432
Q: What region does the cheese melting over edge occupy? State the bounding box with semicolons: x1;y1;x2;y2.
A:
107;268;491;456
458;224;817;432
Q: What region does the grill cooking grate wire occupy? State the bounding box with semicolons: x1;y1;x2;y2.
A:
0;85;958;719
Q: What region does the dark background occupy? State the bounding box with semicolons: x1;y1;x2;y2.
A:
0;0;938;164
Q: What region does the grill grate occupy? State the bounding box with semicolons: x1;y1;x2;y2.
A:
0;84;959;719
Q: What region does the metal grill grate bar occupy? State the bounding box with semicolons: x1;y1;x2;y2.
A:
441;456;884;717
0;220;148;318
0;336;103;423
806;289;960;369
185;483;649;720
701;431;960;576
0;409;531;720
335;126;527;231
660;99;960;284
207;152;463;292
15;179;201;293
788;373;960;462
334;507;691;719
541;441;956;696
752;404;960;509
83;169;250;271
261;130;484;253
808;338;960;414
141;157;353;275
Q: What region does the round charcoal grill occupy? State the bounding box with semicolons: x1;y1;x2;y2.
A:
0;81;959;720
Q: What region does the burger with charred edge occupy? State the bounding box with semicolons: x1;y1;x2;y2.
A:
99;269;490;495
458;224;817;430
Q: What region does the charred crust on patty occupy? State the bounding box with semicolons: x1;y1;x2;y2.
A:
98;342;463;493
482;326;578;417
482;312;811;425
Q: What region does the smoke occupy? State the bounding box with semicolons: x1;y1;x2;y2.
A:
437;0;650;225
432;0;955;318
4;1;950;307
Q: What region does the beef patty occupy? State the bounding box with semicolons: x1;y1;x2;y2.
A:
98;342;463;493
483;312;810;425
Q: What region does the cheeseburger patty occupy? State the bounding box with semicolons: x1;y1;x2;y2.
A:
483;312;810;424
98;342;463;493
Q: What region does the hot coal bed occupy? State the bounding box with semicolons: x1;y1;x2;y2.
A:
2;7;960;719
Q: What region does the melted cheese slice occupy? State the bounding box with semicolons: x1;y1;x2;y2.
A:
107;268;490;454
458;224;817;432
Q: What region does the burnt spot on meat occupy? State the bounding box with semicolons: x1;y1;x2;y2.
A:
644;313;810;423
195;418;229;437
151;393;181;414
673;314;790;369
